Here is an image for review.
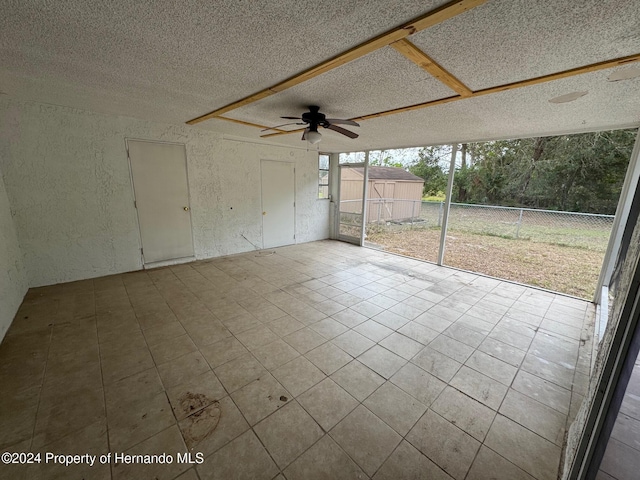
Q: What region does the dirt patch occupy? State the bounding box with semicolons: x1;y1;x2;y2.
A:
179;401;221;450
367;228;604;299
179;392;213;417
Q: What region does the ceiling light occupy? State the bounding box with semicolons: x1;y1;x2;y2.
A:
548;91;588;104
306;129;322;145
607;67;640;82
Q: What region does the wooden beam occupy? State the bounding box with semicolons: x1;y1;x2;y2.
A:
390;39;472;97
261;52;640;137
215;115;287;132
186;0;487;125
473;52;640;97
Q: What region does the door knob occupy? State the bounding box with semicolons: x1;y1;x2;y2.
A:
184;206;190;211
262;211;267;215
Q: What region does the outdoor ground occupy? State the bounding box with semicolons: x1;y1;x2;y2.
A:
366;228;604;299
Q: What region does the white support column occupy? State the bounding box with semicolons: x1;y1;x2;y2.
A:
329;153;341;239
437;144;458;266
595;130;640;304
360;151;370;246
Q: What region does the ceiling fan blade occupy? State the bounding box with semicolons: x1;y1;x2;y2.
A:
260;122;301;132
281;116;302;120
326;119;360;127
301;127;310;141
326;124;359;139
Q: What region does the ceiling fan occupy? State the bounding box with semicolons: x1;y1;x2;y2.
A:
262;106;359;144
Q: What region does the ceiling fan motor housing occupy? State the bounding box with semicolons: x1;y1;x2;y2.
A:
302;106;327;127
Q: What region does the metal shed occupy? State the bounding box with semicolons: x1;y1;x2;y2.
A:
340;166;424;223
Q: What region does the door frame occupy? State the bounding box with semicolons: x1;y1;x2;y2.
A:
125;138;196;267
260;159;297;249
337;160;369;245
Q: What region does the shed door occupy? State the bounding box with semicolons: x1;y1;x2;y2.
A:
128;140;195;264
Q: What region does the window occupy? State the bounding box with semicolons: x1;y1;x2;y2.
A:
319;153;330;199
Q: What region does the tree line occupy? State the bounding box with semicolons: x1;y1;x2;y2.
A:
405;129;636;214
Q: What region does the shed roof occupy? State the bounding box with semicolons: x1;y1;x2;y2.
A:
353;166;424;182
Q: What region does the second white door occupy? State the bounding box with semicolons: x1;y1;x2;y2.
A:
261;160;295;248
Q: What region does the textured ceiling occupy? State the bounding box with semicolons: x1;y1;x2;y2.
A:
1;0;639;152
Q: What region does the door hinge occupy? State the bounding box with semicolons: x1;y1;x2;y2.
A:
134;200;137;208
140;248;144;255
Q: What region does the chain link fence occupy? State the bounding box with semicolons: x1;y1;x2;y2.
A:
359;199;614;251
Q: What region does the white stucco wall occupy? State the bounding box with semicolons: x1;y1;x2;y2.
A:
0;163;28;341
0;98;329;287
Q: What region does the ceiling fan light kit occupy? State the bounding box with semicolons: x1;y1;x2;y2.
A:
264;106;360;144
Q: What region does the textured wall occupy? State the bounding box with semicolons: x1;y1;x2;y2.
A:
561;210;640;478
0;98;329;287
0;163;28;341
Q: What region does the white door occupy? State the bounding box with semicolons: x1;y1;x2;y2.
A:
127;140;195;264
261;160;295;248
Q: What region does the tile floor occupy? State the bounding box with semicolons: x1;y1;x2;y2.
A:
0;240;595;480
597;352;640;479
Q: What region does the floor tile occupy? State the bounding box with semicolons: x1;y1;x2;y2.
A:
166;370;226;420
358;345;407;379
272;356;326;397
350;301;385;319
309;318;349;340
485;415;561;480
331;360;386;402
390;362;446;406
431;386;496;441
364;382;427;435
267;315;305;337
283;328;327;354
156;350;211;389
411;346;462;383
254;401;323;468
379;332;424;360
354;320;394;342
330;405;402;477
331;330;375;357
107;391;175;451
611;412;640;450
406;409;480;480
306;342;353;375
197;430;278;480
499;389;566;446
397;321;439;345
252;339;300;370
521;352;574;389
512;370;571;414
235;325;279;350
298;378;359;431
112;426;189;480
466;350;518;386
372;310;411;330
450;366;508;410
466;445;535;480
231;373;291;425
373;440;453;480
429;335;475;363
28;420;110;480
149;334;198;365
478;337;526;367
199;336;248;369
178;395;249;456
600;436;640;480
332;308;369;328
214;353;267;393
443;322;486;348
284;434;367;480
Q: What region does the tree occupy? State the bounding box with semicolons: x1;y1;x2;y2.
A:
408;147;447;196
